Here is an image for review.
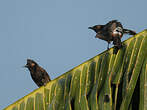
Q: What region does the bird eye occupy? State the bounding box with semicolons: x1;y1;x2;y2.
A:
31;63;35;67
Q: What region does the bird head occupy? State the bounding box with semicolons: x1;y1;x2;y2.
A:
88;25;103;33
24;59;38;70
88;26;96;31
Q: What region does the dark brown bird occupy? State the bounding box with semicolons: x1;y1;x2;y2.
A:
24;59;51;87
89;20;136;49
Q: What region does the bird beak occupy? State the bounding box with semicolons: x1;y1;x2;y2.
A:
23;65;28;68
88;27;93;29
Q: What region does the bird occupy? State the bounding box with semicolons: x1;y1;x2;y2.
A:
88;20;136;49
24;59;51;87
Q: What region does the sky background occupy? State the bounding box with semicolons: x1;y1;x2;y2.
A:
0;0;146;109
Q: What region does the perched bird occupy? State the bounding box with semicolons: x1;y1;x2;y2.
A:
89;20;136;49
24;59;51;87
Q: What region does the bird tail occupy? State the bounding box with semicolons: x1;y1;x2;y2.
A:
123;29;136;35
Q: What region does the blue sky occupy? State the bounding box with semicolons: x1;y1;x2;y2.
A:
0;0;146;109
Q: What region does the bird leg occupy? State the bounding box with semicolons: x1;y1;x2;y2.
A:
113;37;122;49
107;42;110;50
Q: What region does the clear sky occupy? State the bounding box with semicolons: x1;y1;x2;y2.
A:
0;0;146;109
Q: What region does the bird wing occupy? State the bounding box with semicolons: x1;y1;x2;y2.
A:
105;20;118;25
95;33;112;42
40;68;51;82
107;20;123;32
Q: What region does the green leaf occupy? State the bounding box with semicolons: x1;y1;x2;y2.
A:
4;29;147;110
